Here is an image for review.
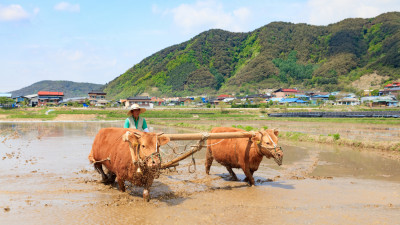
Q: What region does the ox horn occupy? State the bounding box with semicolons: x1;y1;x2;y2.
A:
122;131;131;142
157;132;164;136
133;132;141;139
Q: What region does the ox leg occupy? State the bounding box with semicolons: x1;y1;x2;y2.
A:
243;168;255;186
105;171;116;185
143;189;150;202
243;170;255;183
94;163;108;183
117;177;126;192
226;166;238;181
143;180;154;202
205;147;214;175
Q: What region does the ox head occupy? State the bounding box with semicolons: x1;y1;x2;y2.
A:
252;128;283;166
123;131;170;171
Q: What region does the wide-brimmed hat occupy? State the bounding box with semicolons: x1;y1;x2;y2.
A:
127;104;146;116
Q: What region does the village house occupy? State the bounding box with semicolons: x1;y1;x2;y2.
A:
13;96;27;104
37;91;64;106
361;95;398;107
335;97;360;106
279;98;308;105
122;96;152;108
273;88;298;98
381;82;400;96
88;90;107;105
24;94;38;107
151;97;165;106
216;94;233;100
178;97;193;106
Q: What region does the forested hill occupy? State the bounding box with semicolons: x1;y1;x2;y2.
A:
11;80;104;98
104;12;400;99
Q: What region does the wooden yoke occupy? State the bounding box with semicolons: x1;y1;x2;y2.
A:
163;132;255;141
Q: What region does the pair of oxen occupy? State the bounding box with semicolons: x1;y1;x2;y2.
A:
88;127;283;201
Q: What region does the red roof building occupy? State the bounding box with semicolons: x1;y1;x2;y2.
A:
38;91;64;96
217;94;233;100
273;88;298;98
384;82;400;88
382;82;400;95
37;91;64;106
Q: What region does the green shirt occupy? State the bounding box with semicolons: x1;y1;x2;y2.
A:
124;116;148;130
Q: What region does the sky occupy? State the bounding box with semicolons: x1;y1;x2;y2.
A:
1;0;399;92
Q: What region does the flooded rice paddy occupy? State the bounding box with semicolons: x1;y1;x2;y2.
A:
1;122;400;224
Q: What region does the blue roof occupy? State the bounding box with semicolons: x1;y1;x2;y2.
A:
280;98;308;103
295;95;309;98
312;95;330;98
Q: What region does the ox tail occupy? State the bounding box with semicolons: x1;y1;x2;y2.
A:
88;148;95;164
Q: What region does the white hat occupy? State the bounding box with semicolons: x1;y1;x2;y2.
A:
127;104;146;116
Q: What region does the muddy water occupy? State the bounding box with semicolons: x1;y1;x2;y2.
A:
1;122;400;224
181;119;400;142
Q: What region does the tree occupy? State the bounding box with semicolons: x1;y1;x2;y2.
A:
371;89;379;96
218;101;228;113
0;97;14;105
328;95;336;101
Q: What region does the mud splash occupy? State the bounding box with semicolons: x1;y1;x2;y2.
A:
1;122;400;224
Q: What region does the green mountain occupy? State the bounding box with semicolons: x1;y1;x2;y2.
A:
11;80;104;99
104;12;400;99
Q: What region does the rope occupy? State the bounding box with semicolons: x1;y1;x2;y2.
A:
201;132;210;140
188;153;196;173
203;138;225;147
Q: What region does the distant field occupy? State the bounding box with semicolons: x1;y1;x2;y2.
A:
0;107;399;125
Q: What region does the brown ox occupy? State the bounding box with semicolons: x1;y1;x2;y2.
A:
88;127;170;201
205;127;283;186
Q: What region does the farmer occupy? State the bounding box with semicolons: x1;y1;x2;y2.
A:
124;104;149;132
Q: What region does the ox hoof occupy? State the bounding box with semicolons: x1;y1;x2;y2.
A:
143;190;150;202
229;177;239;181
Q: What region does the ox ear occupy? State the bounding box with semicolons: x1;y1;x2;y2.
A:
273;128;279;136
158;136;170;146
133;132;141;139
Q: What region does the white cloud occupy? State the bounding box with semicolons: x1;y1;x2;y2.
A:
59;50;83;61
33;7;40;16
307;0;400;25
54;2;80;13
0;4;30;21
166;0;251;33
